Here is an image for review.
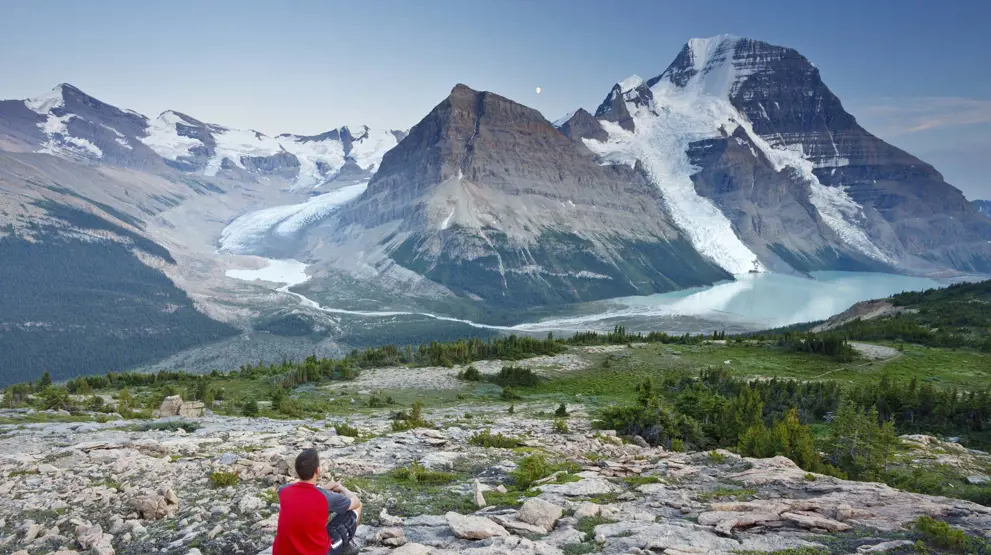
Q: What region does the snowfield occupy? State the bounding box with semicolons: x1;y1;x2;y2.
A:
140;113;399;188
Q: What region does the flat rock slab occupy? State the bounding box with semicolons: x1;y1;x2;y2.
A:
538;478;620;497
445;512;509;540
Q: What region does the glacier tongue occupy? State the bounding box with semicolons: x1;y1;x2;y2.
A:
219;182;367;254
585;81;763;275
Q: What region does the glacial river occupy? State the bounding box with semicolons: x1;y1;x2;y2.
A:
227;260;944;333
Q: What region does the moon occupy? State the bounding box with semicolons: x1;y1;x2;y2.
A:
536;87;541;94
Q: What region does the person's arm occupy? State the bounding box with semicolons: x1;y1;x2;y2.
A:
330;482;362;511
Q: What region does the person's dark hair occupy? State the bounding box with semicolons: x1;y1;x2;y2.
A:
295;448;320;480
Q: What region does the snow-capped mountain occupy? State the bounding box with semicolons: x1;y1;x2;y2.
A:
562;35;991;275
320;84;730;306
1;83;405;189
976;200;991;217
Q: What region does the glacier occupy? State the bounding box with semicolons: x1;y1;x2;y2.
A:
219;182;367;254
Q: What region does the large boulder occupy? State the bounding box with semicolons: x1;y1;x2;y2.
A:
516;498;564;532
156;395;204;418
130;488;179;520
445;512;509;540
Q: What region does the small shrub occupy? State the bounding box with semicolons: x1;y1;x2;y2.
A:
469;429;522;448
457;365;482;381
913;516;975;552
804;473;817;481
368;395;388;408
391;401;432;431
492;366;540;387
708;451;727;464
552;419;570;434
242;399;259;417
501;388;522;401
555;403;568;417
278;397;305;418
335;422;360;438
260;488;279;505
510;454;580;489
508;404;515;415
670;438;685;452
209;471;239;488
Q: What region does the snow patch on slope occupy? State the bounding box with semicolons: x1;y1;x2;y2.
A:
24;85;66;114
24;86;103;159
552;110;577;128
205;128;283;177
277;135;346;188
219;182;368;254
142;111;204;161
347;126;398;172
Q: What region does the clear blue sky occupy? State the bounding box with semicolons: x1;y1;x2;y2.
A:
2;0;989;198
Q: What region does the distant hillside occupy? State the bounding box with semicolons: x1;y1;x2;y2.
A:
816;280;991;350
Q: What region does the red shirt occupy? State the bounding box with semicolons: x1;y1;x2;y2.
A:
273;482;351;555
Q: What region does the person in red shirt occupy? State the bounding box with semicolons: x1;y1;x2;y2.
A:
273;449;362;555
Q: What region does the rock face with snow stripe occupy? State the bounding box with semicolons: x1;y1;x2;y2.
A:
2;84;165;168
583;35;991;275
327;83;732;307
973;200;991;218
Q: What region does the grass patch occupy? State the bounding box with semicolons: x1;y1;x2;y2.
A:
346;470;474;518
562;543;600;555
468;429;523;448
576;516;617;536
485;487;541;508
391;462;458;485
708;450;728;464
698;487;757;502
511;454;581;489
552;419;570;434
209;471;240;488
623;475;661;487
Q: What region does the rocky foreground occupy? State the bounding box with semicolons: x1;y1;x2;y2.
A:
2;401;990;555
